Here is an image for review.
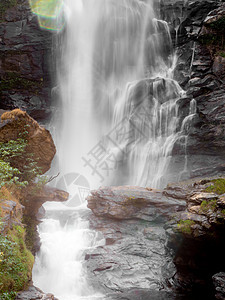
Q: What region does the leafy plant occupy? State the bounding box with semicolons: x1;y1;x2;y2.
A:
0;291;17;300
0;225;34;295
0;125;43;188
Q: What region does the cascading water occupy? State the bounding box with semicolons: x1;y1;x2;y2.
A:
33;0;196;299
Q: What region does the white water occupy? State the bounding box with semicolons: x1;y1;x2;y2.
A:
33;1;196;299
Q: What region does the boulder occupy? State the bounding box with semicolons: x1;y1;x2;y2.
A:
0;109;56;174
16;284;58;300
87;185;185;220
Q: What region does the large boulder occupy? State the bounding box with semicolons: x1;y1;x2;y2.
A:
0;109;56;174
87;185;185;220
86;178;225;297
16;284;58;300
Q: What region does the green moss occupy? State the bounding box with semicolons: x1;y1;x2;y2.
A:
200;199;218;213
0;72;43;94
22;215;38;254
205;179;225;195
0;225;34;295
0;0;17;22
217;51;225;58
199;34;224;47
123;196;148;207
177;219;195;235
206;17;225;32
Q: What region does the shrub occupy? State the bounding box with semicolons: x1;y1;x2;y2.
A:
0;127;42;188
177;219;195;235
0;225;34;295
205;179;225;195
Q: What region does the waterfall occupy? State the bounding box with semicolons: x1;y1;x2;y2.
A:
33;0;196;299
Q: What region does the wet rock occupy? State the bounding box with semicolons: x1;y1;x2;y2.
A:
85;213;176;295
165;1;225;180
84;184;188;295
16;284;58;300
87;186;185;220
213;272;225;300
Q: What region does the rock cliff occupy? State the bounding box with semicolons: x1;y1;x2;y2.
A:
161;0;225;180
0;0;55;120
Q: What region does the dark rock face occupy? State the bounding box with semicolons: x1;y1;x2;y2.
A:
213;272;225;300
160;0;225;181
164;177;225;296
0;0;55;120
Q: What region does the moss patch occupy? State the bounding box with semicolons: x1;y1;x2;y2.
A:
0;225;34;295
22;214;38;254
0;0;17;21
199;33;224;47
0;73;43;94
205;179;225;195
200;199;218;213
205;17;225;32
123;197;148;207
177;219;195;235
217;51;225;58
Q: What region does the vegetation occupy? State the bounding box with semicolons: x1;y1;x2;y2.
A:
200;199;217;213
200;17;225;48
0;72;43;96
205;17;225;32
0;0;17;21
177;219;195;235
0;111;49;297
0;124;43;189
217;51;225;58
0;225;34;297
205;178;225;195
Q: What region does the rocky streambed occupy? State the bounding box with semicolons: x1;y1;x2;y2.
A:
84;178;225;299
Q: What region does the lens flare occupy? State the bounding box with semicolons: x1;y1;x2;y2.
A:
29;0;65;31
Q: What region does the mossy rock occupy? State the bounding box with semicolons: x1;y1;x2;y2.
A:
0;0;17;22
177;219;195;235
205;17;225;32
205;178;225;195
0;73;43;95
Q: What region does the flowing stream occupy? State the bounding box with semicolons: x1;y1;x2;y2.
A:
33;0;196;299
